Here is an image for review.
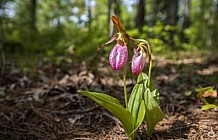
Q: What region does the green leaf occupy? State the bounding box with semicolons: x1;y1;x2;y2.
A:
127;72;148;139
128;72;148;124
128;84;144;124
184;90;192;96
137;72;148;86
144;89;164;136
78;90;134;136
136;100;146;126
151;89;160;104
128;84;140;113
129;100;146;139
201;104;217;110
203;97;216;105
150;80;157;91
195;86;213;93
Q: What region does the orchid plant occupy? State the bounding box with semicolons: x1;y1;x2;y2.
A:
78;16;164;140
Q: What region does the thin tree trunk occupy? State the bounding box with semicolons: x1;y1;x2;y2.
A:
183;0;191;29
31;0;37;30
181;0;191;42
215;0;218;46
87;0;92;32
151;0;157;26
165;0;178;25
0;18;4;76
136;0;145;30
164;0;178;45
206;0;216;48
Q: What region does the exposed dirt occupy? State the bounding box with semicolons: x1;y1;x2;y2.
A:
0;56;218;140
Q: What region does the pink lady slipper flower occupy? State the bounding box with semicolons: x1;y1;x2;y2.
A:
98;32;129;71
131;47;146;75
97;15;130;71
109;44;128;70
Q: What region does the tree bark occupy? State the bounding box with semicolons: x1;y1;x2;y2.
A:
215;0;218;46
165;0;178;25
87;0;92;32
0;17;4;76
183;0;191;29
151;0;157;26
31;0;37;30
206;0;216;48
136;0;145;30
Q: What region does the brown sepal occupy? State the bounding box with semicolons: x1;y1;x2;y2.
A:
111;15;125;33
97;33;119;51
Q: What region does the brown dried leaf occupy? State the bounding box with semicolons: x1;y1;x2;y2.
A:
202;90;217;98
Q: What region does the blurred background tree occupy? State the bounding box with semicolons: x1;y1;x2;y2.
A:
0;0;218;73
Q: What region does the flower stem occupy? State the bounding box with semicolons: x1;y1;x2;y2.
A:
148;58;152;88
123;64;128;110
146;42;152;89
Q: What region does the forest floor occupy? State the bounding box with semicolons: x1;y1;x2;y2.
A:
0;53;218;140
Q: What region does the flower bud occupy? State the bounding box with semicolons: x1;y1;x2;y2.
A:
131;48;146;75
109;44;128;70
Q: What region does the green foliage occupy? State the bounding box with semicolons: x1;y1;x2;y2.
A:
144;88;164;135
77;90;135;136
128;81;145;125
78;90;142;139
185;86;217;111
184;90;192;96
2;0;218;63
195;86;217;107
201;104;217;111
128;73;164;136
2;0;109;60
79;72;164;139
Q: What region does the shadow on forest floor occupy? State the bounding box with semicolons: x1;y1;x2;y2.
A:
0;55;217;139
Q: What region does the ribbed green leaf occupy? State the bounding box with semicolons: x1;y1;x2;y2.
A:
78;90;134;136
127;73;148;139
136;100;145;126
150;89;160;104
129;100;145;139
201;104;217;110
128;84;143;124
144;89;164;136
137;72;148;86
128;84;140;114
128;72;148;125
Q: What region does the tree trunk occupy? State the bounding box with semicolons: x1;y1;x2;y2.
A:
0;17;4;76
87;0;92;32
165;0;178;25
136;0;145;30
206;0;216;48
108;0;121;37
31;0;37;30
183;0;191;29
215;0;218;46
151;0;157;26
